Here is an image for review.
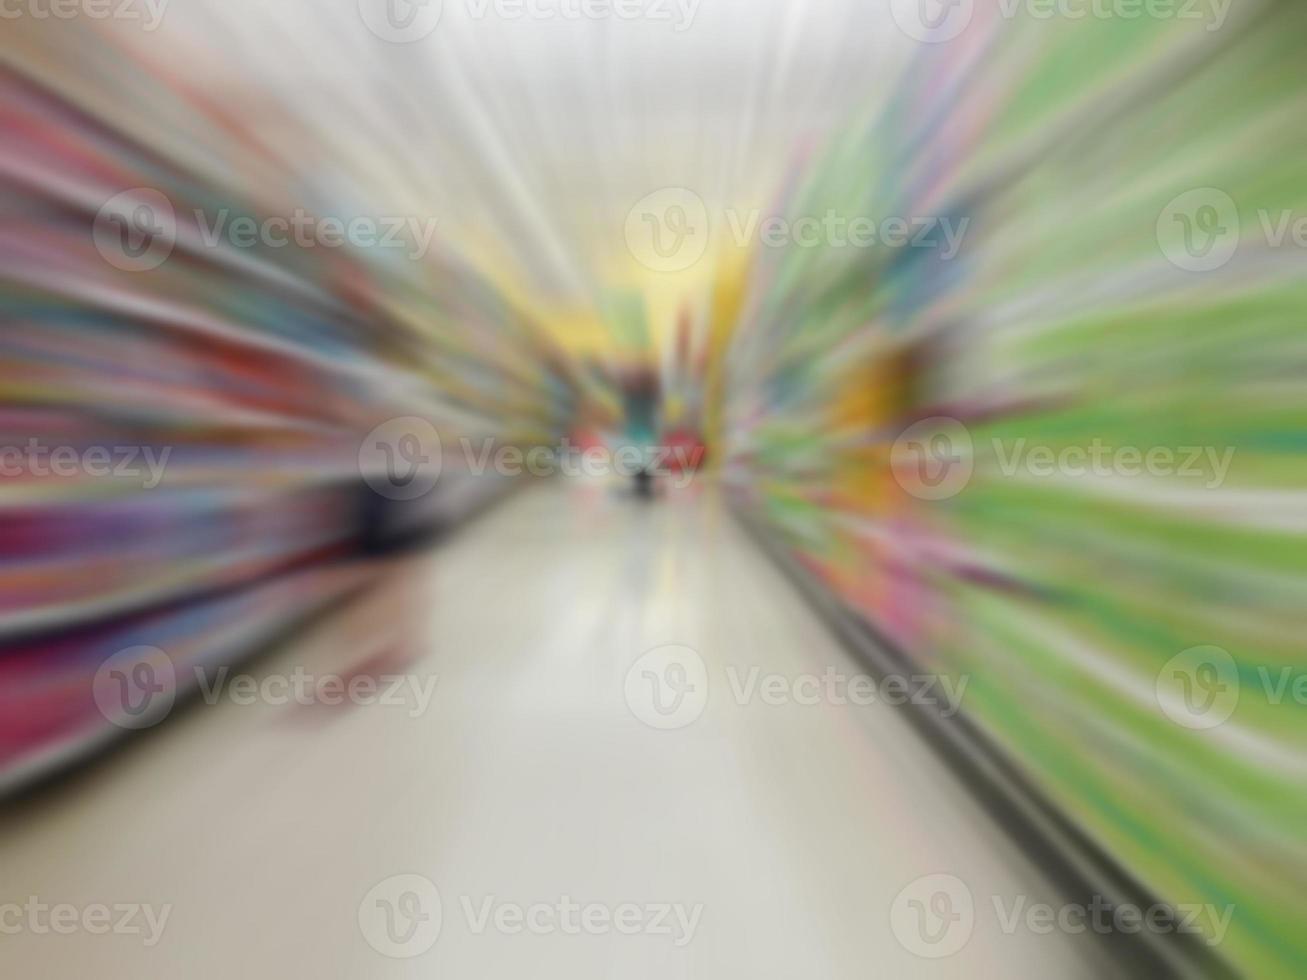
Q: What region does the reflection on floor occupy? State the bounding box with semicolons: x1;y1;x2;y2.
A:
0;481;1107;978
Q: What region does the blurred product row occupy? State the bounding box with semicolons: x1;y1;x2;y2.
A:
718;7;1307;976
3;2;1307;976
0;54;566;786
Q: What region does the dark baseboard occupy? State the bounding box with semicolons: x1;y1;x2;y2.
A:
733;506;1238;980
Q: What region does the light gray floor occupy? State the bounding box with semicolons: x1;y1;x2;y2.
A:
0;481;1106;978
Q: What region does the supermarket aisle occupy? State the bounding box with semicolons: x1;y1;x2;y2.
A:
0;482;1105;978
